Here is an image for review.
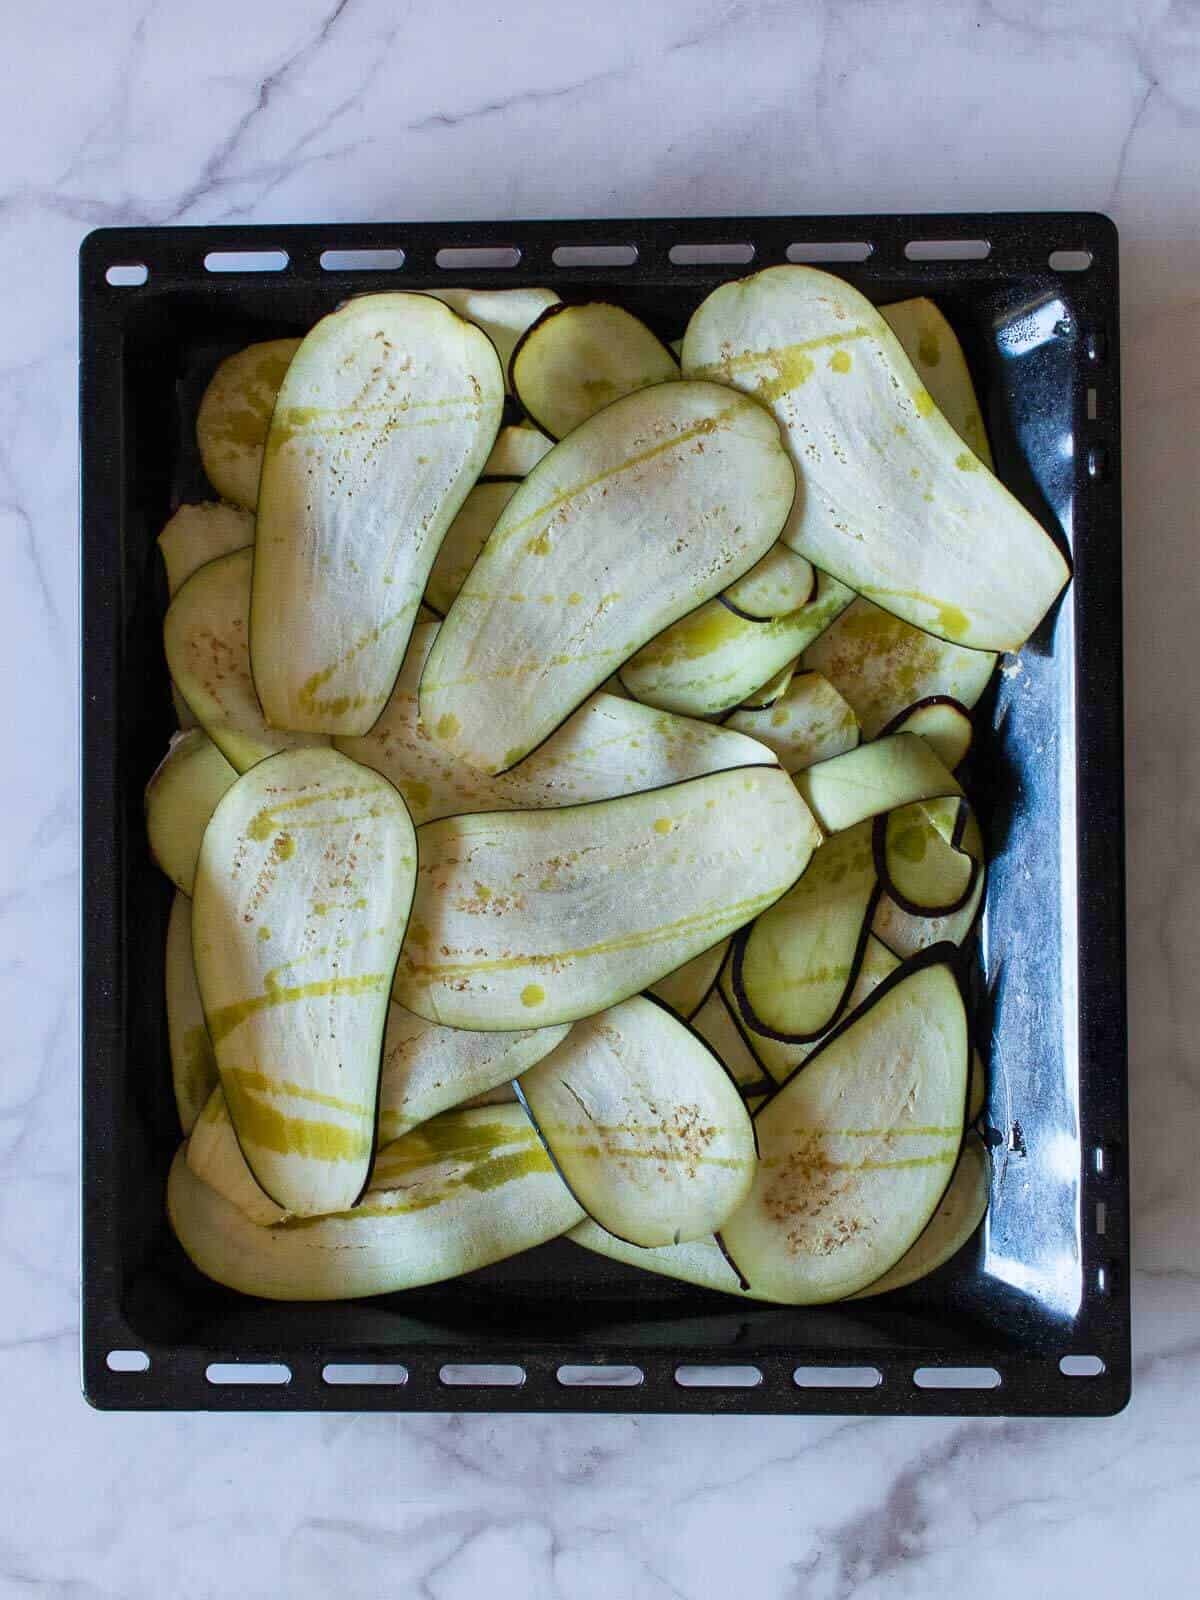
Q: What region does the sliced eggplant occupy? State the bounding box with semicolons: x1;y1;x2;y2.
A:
649;938;730;1021
482;422;554;478
516;996;755;1246
192;748;417;1216
337;621;776;825
873;869;986;959
737;657;799;711
683;265;1069;650
691;989;772;1094
420;381;795;774
196;338;303;510
165;548;329;773
722;545;815;620
880;697;973;771
733;820;878;1042
424;480;519;614
569;1217;749;1297
880;297;993;470
722;932;899;1084
795;732;960;835
850;1133;989;1298
510;301;678;439
158;502;255;596
802;597;996;739
187;1087;287;1225
875;797;982;917
424;286;560;391
145;729;237;894
252;293;504;736
393;765;819;1031
168;1104;584;1300
620;573;855;720
165;891;218;1134
719;952;968;1303
378;1002;569;1144
725;670;859;772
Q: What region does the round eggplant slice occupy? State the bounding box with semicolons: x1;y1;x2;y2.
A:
722;544;815;620
511;301;678;439
145;729;237;895
875;797;981;917
719;953;969;1304
168;1105;584;1300
252;293;504;737
393;765;819;1031
734;819;878;1042
419;380;795;775
192;748;417;1217
158;502;255;597
196;338;302;510
516;996;756;1247
880;696;973;771
851;1133;990;1298
725;670;860;773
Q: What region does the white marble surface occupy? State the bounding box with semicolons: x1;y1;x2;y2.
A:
1;0;1198;1593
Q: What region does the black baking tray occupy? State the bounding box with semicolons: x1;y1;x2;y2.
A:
80;213;1128;1415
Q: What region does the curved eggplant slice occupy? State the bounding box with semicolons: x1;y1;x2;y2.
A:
621;573;855;720
850;1133;989;1299
425;480;519;614
165;891;218;1134
168;1104;584;1300
482;422;554;478
516;996;756;1247
722;931;899;1086
511;301;679;439
196;338;303;510
682;265;1069;651
419;380;795;775
801;597;997;739
569;1218;751;1297
158;502;255;597
734;820;878;1042
719;952;969;1304
337;622;776;825
725;670;859;773
187;1087;287;1225
393;765;820;1031
722;544;815;620
875;797;981;918
880;696;973;771
880;297;993;470
192;748;417;1217
649;937;730;1021
795;732;961;835
378;1001;569;1144
873;867;986;960
424;286;560;392
165;548;329;773
145;729;238;894
252;293;504;737
692;988;772;1096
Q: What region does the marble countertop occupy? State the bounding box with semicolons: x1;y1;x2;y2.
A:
2;0;1198;1593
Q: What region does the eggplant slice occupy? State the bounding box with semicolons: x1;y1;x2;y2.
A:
192;748;417;1216
621;573;855;719
722;544;815;620
145;729;238;895
338;621;777;825
880;696;973;771
734;820;878;1042
511;301;679;439
875;797;982;917
850;1133;989;1298
691;989;773;1095
393;766;820;1031
252;293;504;736
649;938;730;1021
719;952;969;1304
482;422;554;478
801;596;997;739
880;297;993;469
569;1218;751;1297
165;891;219;1134
517;996;756;1247
683;265;1068;650
420;380;795;775
187;1087;288;1226
725;670;860;772
196;338;302;510
795;731;961;835
158;502;255;597
169;1105;584;1300
425;480;519;614
424;286;560;392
